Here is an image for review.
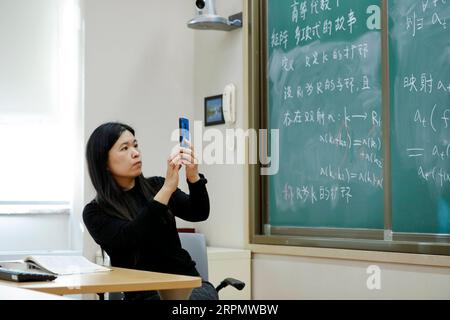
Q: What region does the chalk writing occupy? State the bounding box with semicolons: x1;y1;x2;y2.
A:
417;166;450;187
413;105;450;132
282;183;352;204
403;73;450;94
405;1;448;37
295;11;357;44
407;142;450;161
290;0;341;24
302;42;369;70
282;107;381;129
271;29;289;49
282;75;371;101
320;165;383;189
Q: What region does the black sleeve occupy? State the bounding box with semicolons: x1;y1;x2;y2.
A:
82;200;169;250
151;173;210;222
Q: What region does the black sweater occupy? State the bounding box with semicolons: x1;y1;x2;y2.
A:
82;174;209;279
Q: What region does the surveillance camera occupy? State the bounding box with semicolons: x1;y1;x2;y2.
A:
196;0;205;10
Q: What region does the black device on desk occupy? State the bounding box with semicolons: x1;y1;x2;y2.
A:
0;262;57;282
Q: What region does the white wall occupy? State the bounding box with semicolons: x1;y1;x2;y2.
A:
83;0;196;259
253;254;450;299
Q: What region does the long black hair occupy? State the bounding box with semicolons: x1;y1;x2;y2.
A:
86;122;157;220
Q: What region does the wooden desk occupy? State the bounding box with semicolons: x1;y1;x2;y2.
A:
0;267;201;300
0;284;71;300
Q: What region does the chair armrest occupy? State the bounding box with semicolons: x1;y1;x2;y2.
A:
215;277;245;292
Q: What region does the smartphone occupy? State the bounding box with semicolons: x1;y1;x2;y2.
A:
179;117;189;148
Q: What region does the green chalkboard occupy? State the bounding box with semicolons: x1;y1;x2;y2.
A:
389;1;450;234
267;0;384;229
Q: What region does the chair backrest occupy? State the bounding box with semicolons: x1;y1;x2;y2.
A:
178;232;209;281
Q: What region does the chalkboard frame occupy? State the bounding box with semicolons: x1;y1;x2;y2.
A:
248;0;450;255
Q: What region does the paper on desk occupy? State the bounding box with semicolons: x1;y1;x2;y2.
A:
24;255;111;275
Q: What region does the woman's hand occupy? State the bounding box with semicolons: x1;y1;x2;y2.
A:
163;151;183;192
154;152;181;205
180;140;200;183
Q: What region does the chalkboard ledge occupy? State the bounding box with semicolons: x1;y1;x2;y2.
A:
249;244;450;268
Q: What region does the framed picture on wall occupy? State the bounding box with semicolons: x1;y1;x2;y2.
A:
204;94;225;126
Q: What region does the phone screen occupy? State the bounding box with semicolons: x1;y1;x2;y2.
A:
179;117;189;148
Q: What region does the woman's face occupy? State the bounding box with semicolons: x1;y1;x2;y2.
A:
107;130;142;184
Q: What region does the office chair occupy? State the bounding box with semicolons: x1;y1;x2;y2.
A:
178;232;245;294
104;232;245;300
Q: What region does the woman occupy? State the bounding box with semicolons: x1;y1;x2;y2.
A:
83;122;217;300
